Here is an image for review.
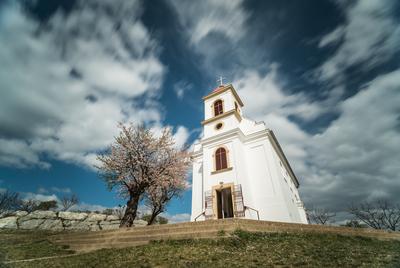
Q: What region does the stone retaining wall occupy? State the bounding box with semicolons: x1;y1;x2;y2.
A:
0;211;147;231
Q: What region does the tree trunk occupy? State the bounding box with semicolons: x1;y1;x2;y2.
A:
147;207;162;225
120;194;140;227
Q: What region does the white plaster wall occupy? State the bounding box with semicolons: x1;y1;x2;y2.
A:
202;140;236;192
190;157;204;221
203;114;239;138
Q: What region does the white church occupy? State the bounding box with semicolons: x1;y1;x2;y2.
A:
190;83;308;224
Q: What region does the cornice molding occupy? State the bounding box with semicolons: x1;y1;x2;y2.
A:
202;84;244;107
201;109;242;125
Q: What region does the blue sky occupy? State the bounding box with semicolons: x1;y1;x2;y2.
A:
0;0;400;222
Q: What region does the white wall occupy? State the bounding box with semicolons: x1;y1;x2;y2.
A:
191;86;308;224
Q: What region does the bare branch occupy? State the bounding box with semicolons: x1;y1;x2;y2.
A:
348;200;400;231
60;194;79;211
307;207;336;225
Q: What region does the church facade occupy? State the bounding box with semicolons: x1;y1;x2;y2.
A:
190;84;308;224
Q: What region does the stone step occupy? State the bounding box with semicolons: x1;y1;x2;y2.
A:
54;227;233;245
67;230;223;252
51;219;400;252
52;221;237;241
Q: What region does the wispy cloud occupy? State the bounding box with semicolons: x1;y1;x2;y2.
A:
317;0;400;82
50;187;72;194
0;1;190;170
173;81;193;100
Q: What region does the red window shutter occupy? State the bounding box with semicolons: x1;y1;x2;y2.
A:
216;154;221;170
221;152;227;169
214;100;223;116
215;148;227;171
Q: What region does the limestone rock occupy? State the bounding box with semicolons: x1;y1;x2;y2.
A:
0;216;18;229
133;219;148;226
26;210;57;219
19;219;45;230
89;224;101;231
100;220;120;230
59;211;88;220
86;213;107;222
38;219;64;231
15;211;28;217
63;220;91;231
106;215;119;221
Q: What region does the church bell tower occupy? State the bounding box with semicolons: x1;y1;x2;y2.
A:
191;83;308;224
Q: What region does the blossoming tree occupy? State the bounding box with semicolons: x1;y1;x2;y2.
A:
97;124;191;227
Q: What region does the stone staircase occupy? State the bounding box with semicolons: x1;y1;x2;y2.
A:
50;218;400;252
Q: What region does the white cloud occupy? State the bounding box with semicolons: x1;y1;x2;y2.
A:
301;69;400;209
37;187;48;194
173;126;190;149
235;67;324;122
73;202;108;212
23;193;59;202
168;0;253;76
169;0;247;45
318;0;400;81
0;139;50;169
173;81;193;100
162;212;191;223
50;187;72;194
0;1;182;170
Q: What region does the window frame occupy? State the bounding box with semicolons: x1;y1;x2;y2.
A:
213;99;224;116
215;147;228;171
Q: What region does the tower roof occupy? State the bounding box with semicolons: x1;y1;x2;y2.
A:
203;84;244;107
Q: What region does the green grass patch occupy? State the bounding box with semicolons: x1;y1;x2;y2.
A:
2;229;400;267
0;230;74;264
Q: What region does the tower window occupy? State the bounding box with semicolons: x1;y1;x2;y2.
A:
215;147;228;170
214;100;223;116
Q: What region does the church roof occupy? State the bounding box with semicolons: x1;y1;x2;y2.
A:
212;85;225;92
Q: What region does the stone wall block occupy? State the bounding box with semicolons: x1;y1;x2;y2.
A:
25;210;57;219
105;215;119;221
39;219;64;231
0;216;18;229
19;219;45;230
59;211;88;221
86;213;107;222
63;220;91;231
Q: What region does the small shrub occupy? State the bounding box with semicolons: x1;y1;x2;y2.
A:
217;229;226;237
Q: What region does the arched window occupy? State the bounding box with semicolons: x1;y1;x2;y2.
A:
215;147;228;170
214;100;223;116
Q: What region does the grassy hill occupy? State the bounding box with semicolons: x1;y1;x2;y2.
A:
1;229;400;267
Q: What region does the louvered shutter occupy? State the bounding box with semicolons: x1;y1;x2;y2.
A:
204;190;213;220
233;184;245;217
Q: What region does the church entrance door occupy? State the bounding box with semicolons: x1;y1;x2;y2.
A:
216;187;234;219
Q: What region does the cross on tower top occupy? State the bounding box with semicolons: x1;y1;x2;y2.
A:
216;76;226;86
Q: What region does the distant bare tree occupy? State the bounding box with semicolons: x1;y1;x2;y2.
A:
36;200;58;211
348;200;400;231
307;207;336;225
60;194;79;211
18;199;39;213
0;191;20;213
